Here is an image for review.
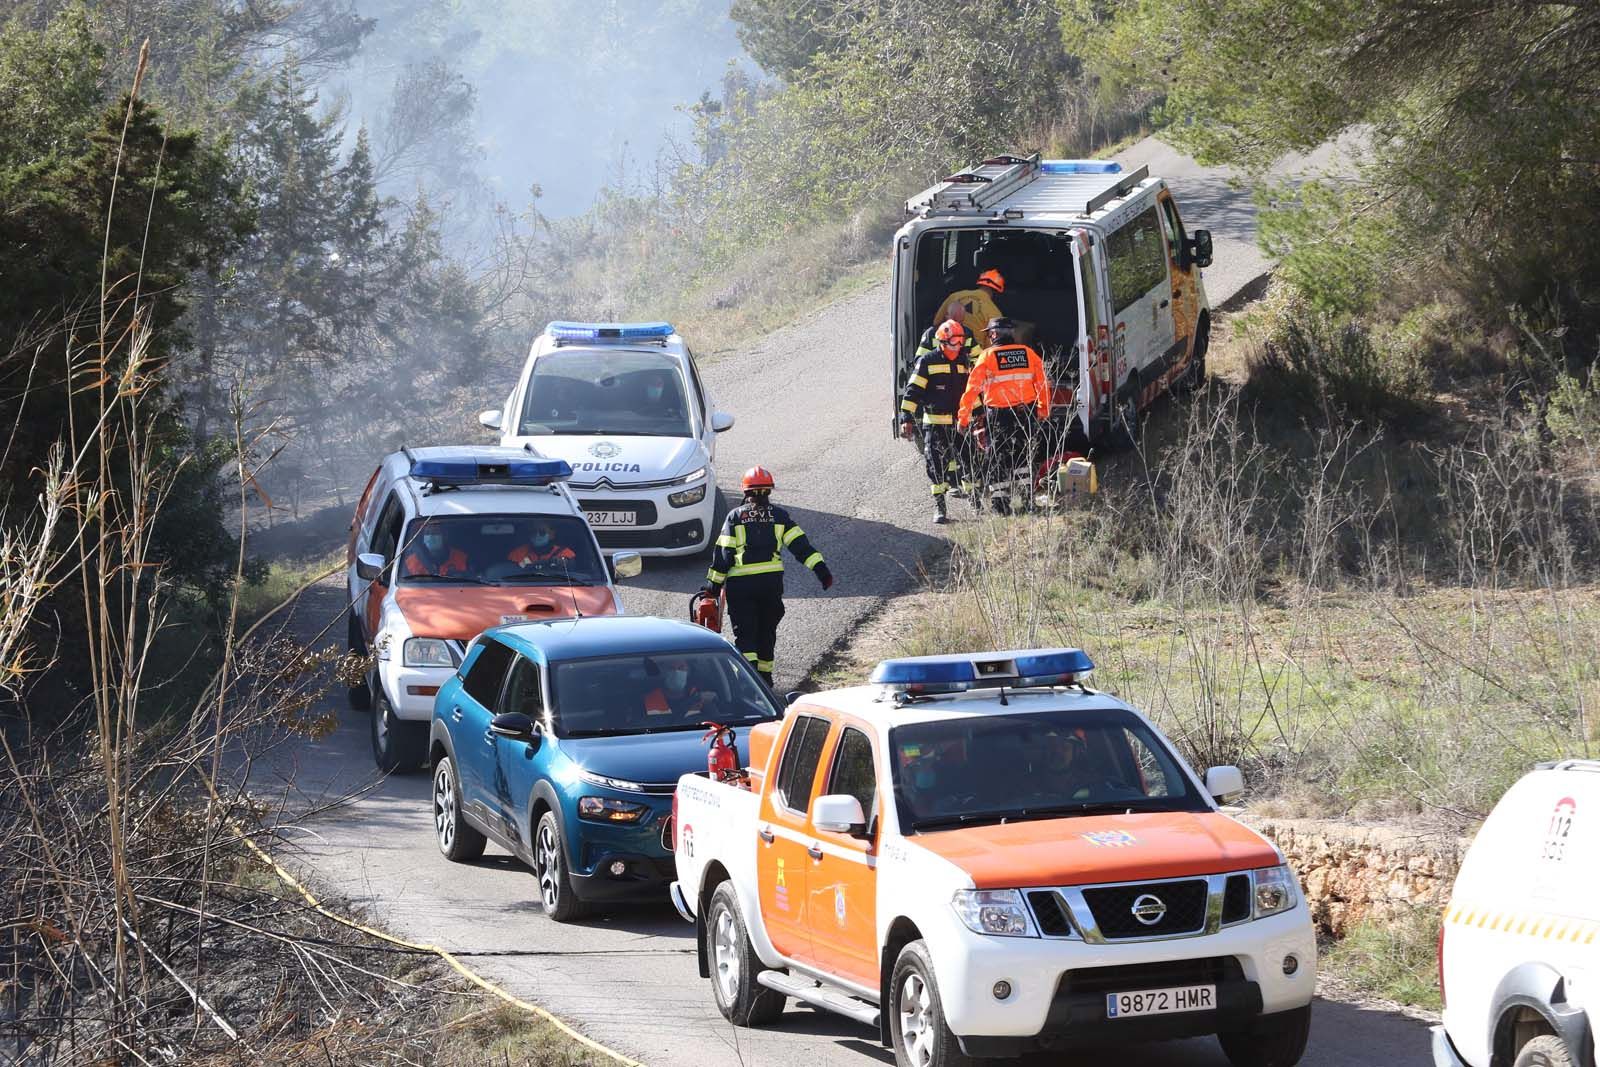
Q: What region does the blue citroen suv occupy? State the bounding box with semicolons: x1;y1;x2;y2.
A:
428;615;780;921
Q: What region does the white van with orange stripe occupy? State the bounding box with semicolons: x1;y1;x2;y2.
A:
892;155;1214;451
669;649;1316;1067
1433;760;1599;1067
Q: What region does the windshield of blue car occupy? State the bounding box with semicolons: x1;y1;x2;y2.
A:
549;651;780;738
518;350;693;438
395;514;607;586
889;707;1209;834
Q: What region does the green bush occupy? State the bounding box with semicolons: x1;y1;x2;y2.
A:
1324;907;1443;1012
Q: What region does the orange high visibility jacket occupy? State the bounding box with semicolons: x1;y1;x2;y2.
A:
403;547;471;577
957;343;1051;427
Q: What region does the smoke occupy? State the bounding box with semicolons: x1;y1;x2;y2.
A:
327;0;749;219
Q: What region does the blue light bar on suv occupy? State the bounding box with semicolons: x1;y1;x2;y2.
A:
408;455;573;488
545;321;675;344
871;648;1095;694
1040;160;1122;175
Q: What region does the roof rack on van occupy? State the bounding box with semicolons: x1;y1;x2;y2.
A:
906;154;1044;218
906;156;1153;219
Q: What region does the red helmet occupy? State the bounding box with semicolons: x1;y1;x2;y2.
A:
977;268;1005;294
741;466;775;492
934;319;967;349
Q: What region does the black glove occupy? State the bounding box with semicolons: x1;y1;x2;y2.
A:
815;563;834;591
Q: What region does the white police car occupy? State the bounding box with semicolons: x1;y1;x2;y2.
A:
481;322;734;558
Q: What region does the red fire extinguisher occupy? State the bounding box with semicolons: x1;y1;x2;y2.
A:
689;587;724;633
701;722;742;783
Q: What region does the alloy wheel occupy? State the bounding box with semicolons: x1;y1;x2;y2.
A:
712;907;740;1004
899;972;933;1067
536;820;561;911
433;762;455;851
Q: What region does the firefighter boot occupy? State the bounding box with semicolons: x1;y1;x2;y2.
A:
933;494;948;525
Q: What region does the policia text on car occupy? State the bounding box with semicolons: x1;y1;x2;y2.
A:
702;466;833;685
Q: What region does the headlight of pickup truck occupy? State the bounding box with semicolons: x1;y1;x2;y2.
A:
578;797;650;823
404;638;454;668
1252;865;1298;918
952;889;1037;937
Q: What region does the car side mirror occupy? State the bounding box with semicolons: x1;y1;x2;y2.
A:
784;690;803;706
490;712;539;749
1204;765;1245;801
356;552;387;582
478;409;503;431
1186;229;1214;269
609;550;643;580
711;411;735;433
813;794;868;836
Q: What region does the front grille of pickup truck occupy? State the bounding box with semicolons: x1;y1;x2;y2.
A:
1081;878;1210;939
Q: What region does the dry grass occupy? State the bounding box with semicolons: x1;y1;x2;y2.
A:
813;380;1600;828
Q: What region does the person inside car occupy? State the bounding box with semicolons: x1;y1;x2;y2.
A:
402;522;472;578
642;656;717;717
506;519;577;568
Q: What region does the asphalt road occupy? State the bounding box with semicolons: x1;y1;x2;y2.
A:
252;135;1431;1066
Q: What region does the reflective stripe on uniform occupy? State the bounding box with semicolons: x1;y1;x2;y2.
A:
728;560;784;577
921;413;953;426
716;535;737;548
707;569;726;583
782;526;805;546
743;652;759;663
803;552;824;569
900;399;918;413
931;482;948;495
757;659;774;672
926;364;950;375
990;372;1032;384
908;374;928;388
733;523;747;566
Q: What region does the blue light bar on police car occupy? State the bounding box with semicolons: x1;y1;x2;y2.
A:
1040;160;1122;175
544;321;675;344
870;648;1094;694
408;455;572;487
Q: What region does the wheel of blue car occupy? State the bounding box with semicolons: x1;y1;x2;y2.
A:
533;809;588;922
370;690;427;773
432;756;485;862
889;940;970;1067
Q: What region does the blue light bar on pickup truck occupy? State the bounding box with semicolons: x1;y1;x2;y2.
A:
1040;160;1122;175
409;456;573;487
545;321;675;344
871;649;1095;694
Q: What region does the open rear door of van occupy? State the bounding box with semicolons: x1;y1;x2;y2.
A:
1072;230;1105;440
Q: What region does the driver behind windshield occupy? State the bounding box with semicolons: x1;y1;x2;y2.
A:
642;656;717;717
403;522;472;578
507;519;577;568
638;371;683;415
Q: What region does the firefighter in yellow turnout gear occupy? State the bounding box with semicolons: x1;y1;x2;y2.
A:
900;319;978;523
702;466;834;686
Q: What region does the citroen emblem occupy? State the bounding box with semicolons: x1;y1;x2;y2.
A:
588;441;620;459
1130;893;1167;926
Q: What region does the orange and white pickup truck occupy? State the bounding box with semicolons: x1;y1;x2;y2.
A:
669;649;1317;1067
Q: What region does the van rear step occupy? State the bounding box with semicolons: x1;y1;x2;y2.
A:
756;970;880;1027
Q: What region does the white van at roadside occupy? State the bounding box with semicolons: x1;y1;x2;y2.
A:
1433;759;1599;1067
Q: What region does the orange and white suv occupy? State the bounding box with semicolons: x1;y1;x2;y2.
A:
346;446;640;771
670;649;1317;1066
